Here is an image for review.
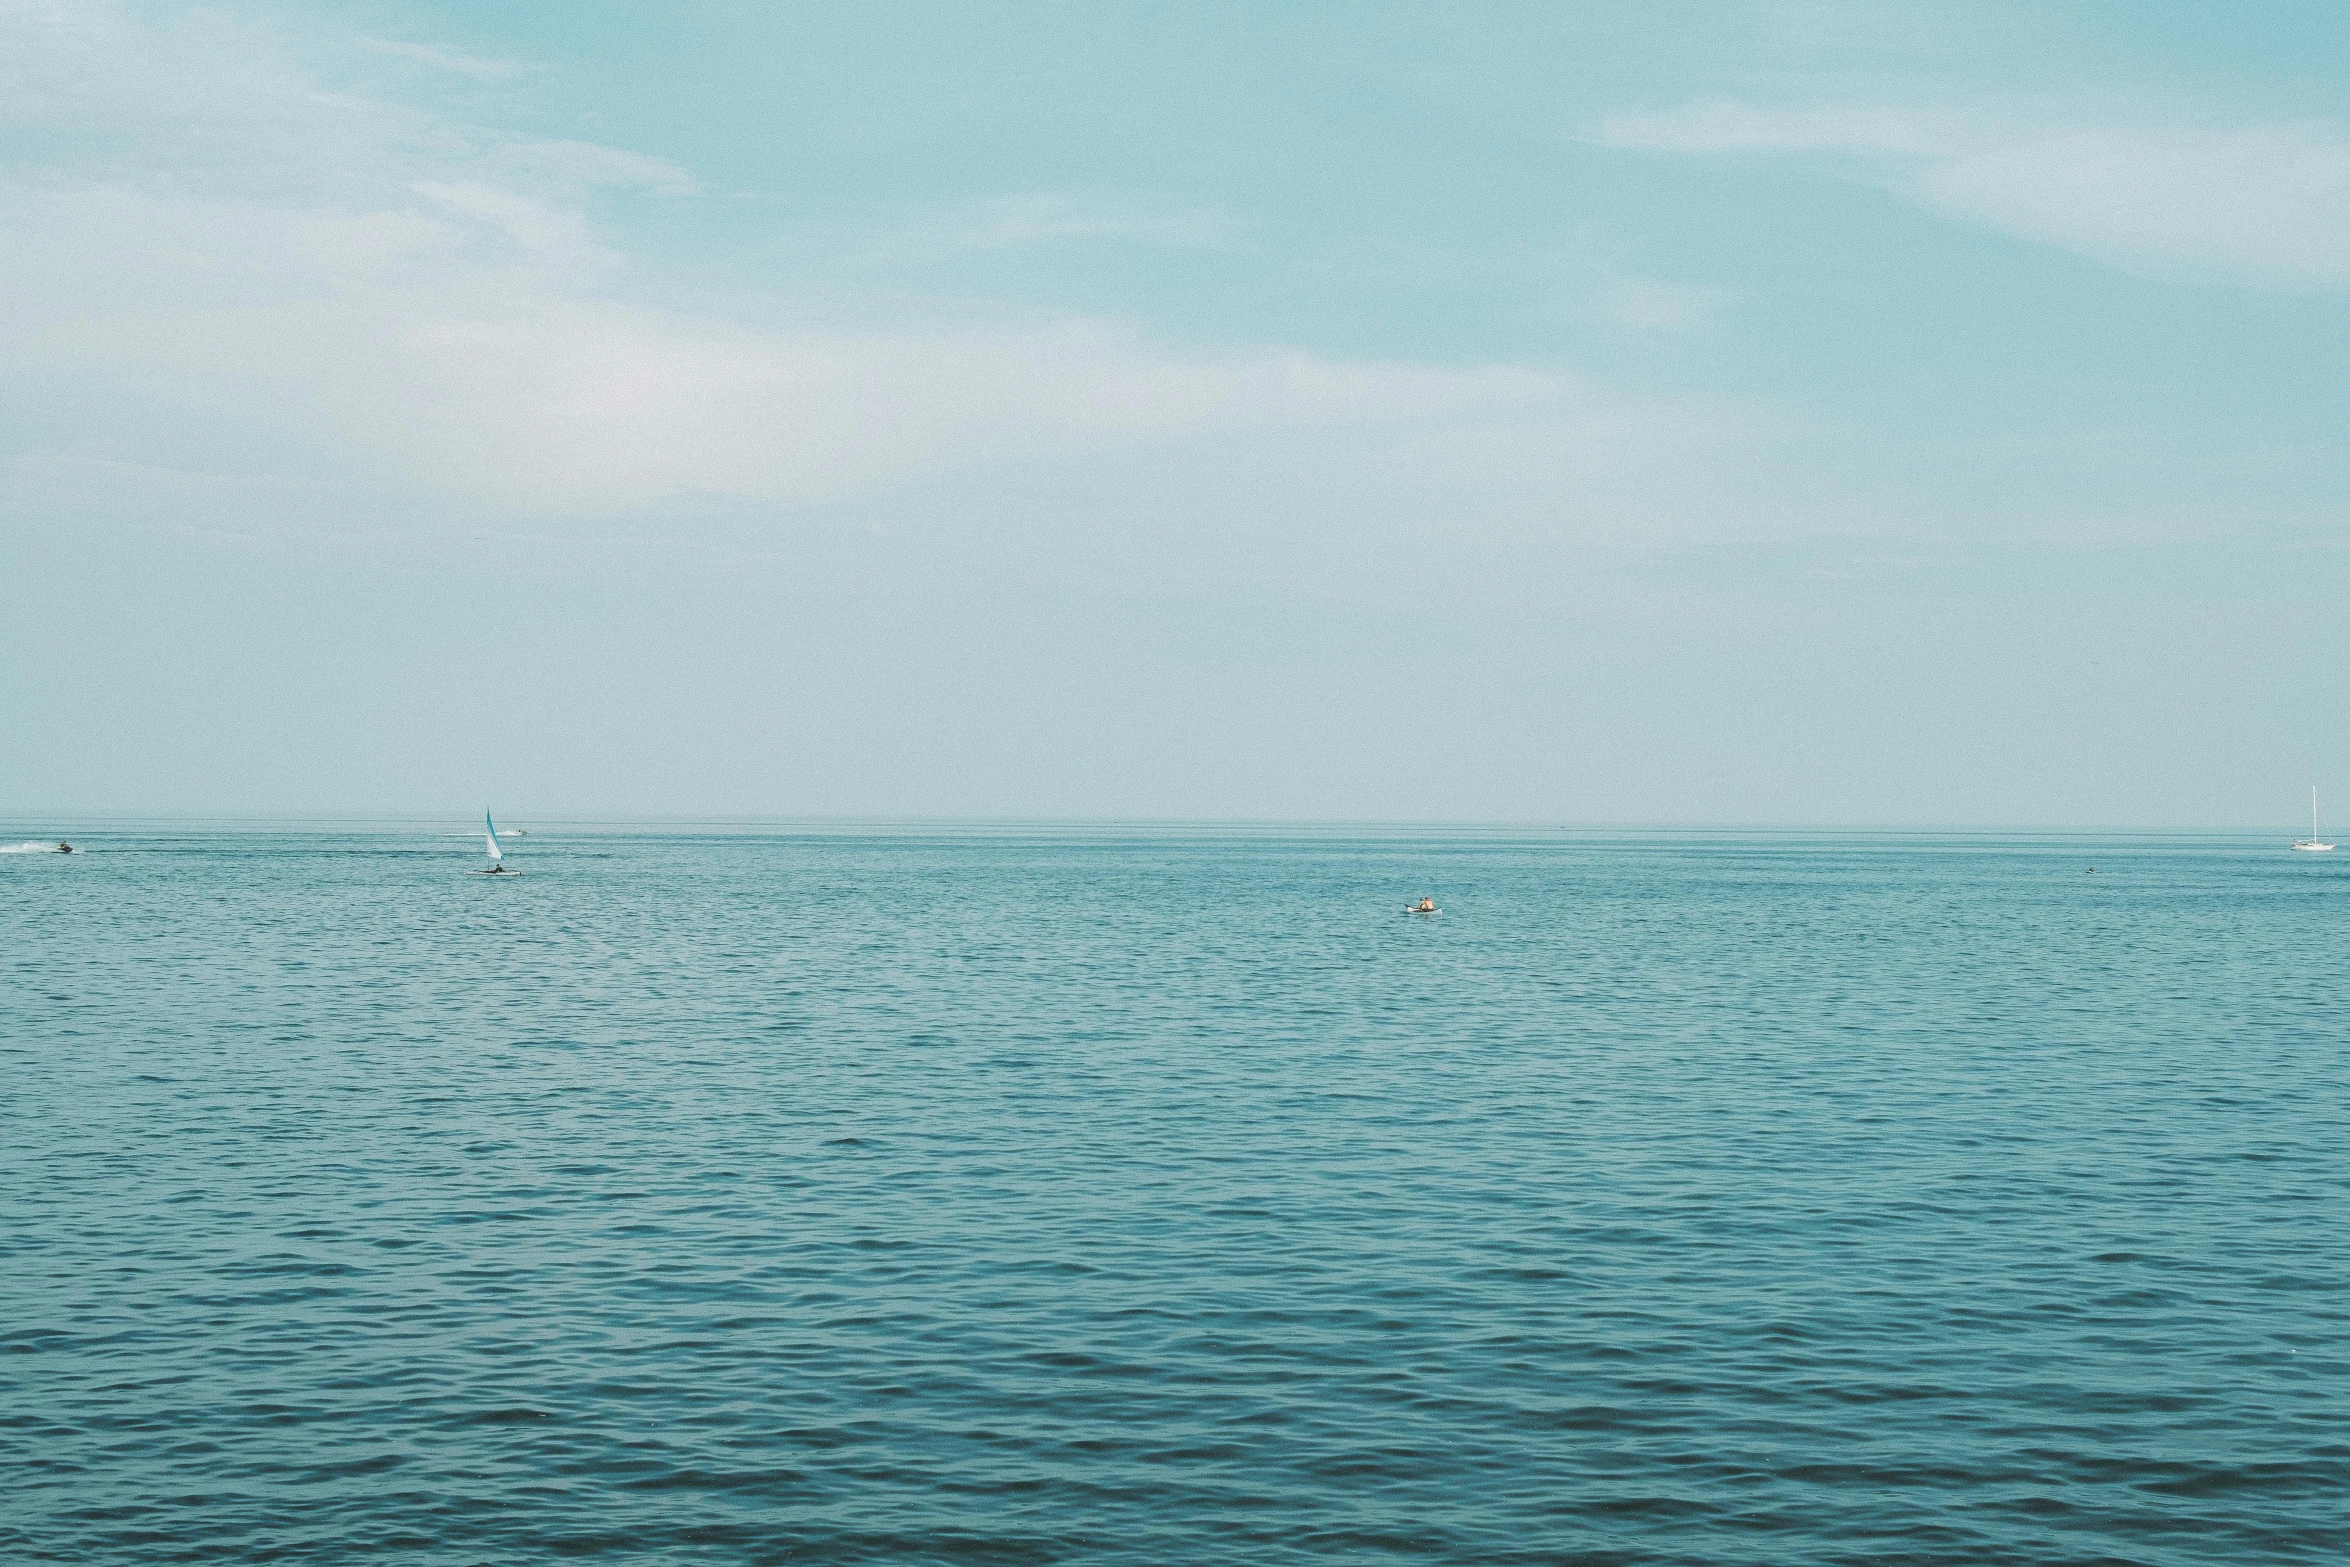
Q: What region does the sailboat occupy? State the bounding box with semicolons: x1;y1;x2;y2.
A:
2291;787;2334;852
476;810;521;874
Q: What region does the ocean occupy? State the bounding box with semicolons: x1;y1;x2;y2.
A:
3;827;2344;1564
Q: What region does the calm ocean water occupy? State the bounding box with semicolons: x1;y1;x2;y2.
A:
3;827;2344;1564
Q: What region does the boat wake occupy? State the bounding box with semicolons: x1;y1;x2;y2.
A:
2;841;69;854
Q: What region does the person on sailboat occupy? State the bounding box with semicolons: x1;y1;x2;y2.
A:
481;810;517;873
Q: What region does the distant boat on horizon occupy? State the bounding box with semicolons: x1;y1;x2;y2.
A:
2291;786;2333;852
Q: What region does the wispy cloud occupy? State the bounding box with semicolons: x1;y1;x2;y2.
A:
1918;123;2350;288
5;179;1562;512
471;136;700;198
0;2;693;203
1601;100;1954;159
1600;99;2350;288
1587;273;1733;334
783;192;1240;268
0;7;1610;522
359;36;533;85
410;179;619;269
937;193;1237;252
0;1;1796;546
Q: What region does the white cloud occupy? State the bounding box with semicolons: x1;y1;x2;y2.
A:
473;137;699;198
766;192;1239;271
1921;123;2350;287
1;0;695;205
357;36;533;84
1600;100;1952;159
0;0;1777;541
411;180;619;269
1589;274;1732;334
0;184;1563;514
359;36;533;84
1600;99;2350;288
937;193;1237;252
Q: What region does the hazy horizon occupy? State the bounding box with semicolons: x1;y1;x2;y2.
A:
5;812;2335;836
6;3;2345;825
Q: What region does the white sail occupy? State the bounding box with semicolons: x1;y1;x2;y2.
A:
485;811;503;862
2291;786;2333;851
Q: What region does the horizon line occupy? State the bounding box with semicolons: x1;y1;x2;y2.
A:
0;812;2328;838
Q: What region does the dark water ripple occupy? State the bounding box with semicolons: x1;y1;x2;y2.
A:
3;829;2346;1563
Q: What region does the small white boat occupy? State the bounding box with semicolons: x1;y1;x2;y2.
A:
475;810;522;874
2291;786;2333;852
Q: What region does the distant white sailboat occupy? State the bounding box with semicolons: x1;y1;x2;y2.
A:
477;810;521;874
2291;787;2333;852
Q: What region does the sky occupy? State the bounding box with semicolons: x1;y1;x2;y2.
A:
4;0;2347;826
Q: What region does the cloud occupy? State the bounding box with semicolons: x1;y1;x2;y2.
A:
410;180;619;269
473;137;700;198
0;183;1563;514
0;0;694;204
767;192;1238;271
359;36;533;84
1588;273;1732;334
1920;124;2350;287
1600;100;1951;159
1599;99;2350;288
0;1;1778;544
937;193;1237;252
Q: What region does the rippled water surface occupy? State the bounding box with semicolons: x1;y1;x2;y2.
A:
4;827;2345;1564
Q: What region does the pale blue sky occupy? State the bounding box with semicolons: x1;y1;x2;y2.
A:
4;1;2346;825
